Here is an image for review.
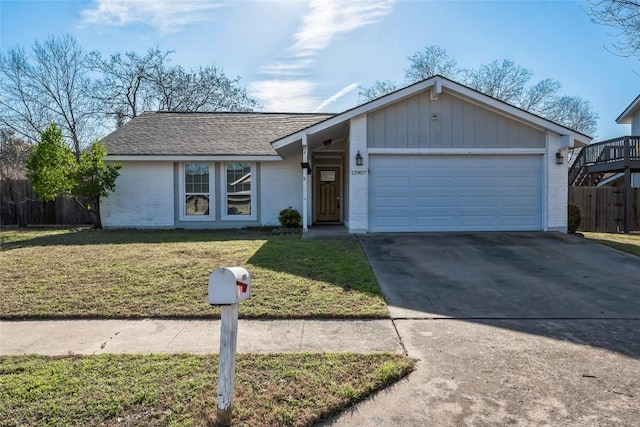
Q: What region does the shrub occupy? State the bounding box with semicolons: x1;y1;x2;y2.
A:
568;204;581;234
279;207;302;228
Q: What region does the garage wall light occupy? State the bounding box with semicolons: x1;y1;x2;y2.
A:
556;151;564;165
355;151;363;166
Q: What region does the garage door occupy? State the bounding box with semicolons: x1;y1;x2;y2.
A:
369;155;543;232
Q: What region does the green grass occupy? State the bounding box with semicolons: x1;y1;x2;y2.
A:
583;232;640;257
0;228;387;319
0;353;414;427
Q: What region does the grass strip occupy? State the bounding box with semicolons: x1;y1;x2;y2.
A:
0;353;413;427
582;232;640;257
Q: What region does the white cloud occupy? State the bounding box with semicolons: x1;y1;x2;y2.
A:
249;80;319;112
313;82;359;112
260;59;314;77
80;0;223;34
290;0;396;57
253;0;395;112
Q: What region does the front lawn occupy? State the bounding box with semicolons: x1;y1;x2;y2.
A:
583;232;640;257
0;353;413;427
0;229;387;319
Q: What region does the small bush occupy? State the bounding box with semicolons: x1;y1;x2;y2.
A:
279;207;302;228
568;204;581;234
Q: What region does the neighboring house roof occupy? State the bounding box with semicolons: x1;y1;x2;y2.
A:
102;111;333;157
272;75;592;150
616;94;640;124
597;172;640;187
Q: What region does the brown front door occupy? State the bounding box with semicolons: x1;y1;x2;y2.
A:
315;167;341;222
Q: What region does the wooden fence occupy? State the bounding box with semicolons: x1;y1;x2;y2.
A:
568;186;640;233
1;179;92;227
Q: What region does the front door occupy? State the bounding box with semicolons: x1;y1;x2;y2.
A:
315;167;341;222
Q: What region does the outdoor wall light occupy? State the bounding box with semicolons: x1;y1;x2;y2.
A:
556;151;564;165
355;151;363;166
300;162;312;174
432;114;438;121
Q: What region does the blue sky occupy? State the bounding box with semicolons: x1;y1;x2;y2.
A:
1;0;638;141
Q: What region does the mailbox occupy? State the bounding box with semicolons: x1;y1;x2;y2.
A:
208;267;251;305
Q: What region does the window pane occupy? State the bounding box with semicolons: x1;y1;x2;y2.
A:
184;164;210;217
227;194;251;215
201;172;209;193
226;163;251;215
186;195;210;215
185;164;209;195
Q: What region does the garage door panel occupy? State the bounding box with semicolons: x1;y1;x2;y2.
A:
369;155;542;232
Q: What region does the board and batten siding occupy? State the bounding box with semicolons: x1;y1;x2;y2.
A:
102;161;175;228
367;91;546;149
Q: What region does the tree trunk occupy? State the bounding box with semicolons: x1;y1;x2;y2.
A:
92;197;102;229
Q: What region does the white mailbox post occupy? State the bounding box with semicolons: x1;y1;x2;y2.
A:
208;266;251;427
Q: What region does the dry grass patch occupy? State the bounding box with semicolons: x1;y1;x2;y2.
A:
582;232;640;257
0;353;414;427
0;228;387;319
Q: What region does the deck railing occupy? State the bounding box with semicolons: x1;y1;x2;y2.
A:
569;136;640;185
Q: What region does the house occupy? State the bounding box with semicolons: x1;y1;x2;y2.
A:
568;93;640;232
102;76;591;233
617;94;640;134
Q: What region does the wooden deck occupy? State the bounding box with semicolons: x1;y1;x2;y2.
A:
569;136;640;233
569;136;640;186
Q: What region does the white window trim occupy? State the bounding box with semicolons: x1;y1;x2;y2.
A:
179;162;215;221
221;162;257;221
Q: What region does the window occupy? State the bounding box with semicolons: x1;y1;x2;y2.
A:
223;163;256;220
180;163;214;221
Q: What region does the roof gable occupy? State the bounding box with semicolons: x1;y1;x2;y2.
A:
272;75;592;150
102;112;333;157
616;94;640;124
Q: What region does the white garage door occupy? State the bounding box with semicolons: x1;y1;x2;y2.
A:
369;155;543;232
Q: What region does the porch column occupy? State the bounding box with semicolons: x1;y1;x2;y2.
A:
302;133;309;232
347;115;368;233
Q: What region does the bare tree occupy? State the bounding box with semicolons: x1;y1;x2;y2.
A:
545;96;599;136
588;0;640;56
464;59;533;104
358;46;599;135
0;35;98;157
519;78;561;113
357;80;399;104
89;48;258;127
152;65;258;112
405;45;460;83
87;48;169;124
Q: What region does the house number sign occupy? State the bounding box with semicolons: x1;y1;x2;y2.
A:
351;170;367;175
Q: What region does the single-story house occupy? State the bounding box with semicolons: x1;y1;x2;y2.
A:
102;75;591;233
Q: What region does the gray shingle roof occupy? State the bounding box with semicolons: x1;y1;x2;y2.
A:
102;112;333;156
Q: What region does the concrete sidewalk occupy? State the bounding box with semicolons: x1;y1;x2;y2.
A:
0;319;403;356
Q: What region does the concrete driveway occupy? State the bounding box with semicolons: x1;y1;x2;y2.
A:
322;232;640;427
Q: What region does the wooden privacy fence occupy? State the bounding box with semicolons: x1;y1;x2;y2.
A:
0;179;92;227
569;186;640;233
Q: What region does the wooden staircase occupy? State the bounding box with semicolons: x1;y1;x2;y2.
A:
568;136;640;186
568;135;640;234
